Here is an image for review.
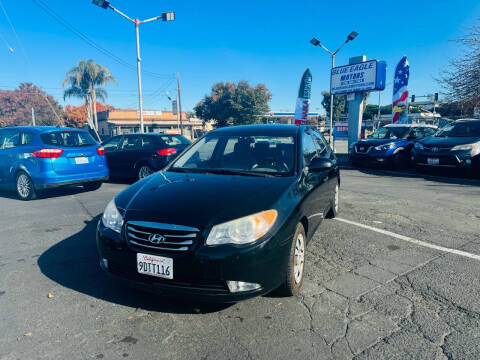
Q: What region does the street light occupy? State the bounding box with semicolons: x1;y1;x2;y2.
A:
92;0;175;133
310;31;358;151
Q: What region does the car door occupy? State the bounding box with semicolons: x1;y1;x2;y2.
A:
0;129;20;186
311;129;338;197
102;136;123;177
301;129;327;235
116;135;141;178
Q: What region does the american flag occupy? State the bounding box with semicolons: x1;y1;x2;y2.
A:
392;56;409;123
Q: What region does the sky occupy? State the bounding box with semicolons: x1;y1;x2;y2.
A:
0;0;479;115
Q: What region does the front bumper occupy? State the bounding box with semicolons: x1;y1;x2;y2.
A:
412;150;479;169
350;152;394;167
96;221;291;302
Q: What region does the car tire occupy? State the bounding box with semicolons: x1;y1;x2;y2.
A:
16;171;36;201
83;181;102;191
392;151;408;170
137;165;153;180
278;222;306;297
326;183;339;218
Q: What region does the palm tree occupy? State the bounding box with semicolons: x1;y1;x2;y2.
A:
63;59;116;132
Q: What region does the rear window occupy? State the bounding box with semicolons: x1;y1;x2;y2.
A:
41;131;97;147
160;135;190;146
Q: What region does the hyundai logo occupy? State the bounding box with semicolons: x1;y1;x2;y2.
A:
432;147;439;152
148;233;166;244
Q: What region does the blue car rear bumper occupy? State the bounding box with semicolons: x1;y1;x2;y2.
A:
33;168;109;189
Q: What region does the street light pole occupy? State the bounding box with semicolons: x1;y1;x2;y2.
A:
92;0;175;133
310;31;358;152
134;20;144;133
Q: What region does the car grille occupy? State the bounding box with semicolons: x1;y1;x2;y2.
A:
423;145;452;152
126;221;199;252
355;145;372;154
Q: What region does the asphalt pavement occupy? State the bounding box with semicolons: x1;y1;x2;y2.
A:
1;169;479;359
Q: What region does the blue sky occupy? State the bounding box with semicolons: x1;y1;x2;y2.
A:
0;0;479;114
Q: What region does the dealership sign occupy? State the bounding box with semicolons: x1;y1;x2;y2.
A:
330;60;386;95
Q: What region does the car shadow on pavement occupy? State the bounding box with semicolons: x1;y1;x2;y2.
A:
344;165;480;187
0;186;101;201
38;215;230;314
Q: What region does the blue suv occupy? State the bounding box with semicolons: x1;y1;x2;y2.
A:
0;126;109;200
350;124;437;169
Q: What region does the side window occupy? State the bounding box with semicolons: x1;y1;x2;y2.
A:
103;137;122;151
302;132;317;167
140;136;154;150
311;130;329;156
120;136;140;150
20;132;35;146
423;128;436;137
410;128;423;139
2;130;19;149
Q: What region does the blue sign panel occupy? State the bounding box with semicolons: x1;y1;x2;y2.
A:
330;60;387;95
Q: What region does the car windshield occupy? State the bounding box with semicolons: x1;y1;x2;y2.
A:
435;122;480;138
41;131;97;147
169;133;296;176
369;127;410;139
160;135;190;146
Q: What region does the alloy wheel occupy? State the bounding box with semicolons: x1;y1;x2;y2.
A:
138;165;153;180
17;174;31;199
334;184;339;213
294;233;305;284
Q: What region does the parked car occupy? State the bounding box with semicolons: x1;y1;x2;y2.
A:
102;133;191;180
97;125;339;302
0;126;109;200
412;119;480;173
350;124;438;169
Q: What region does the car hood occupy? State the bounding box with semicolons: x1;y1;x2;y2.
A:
421;136;480;147
115;171;295;231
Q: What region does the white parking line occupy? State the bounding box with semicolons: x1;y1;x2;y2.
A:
335;217;480;261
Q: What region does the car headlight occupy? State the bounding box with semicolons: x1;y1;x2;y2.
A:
102;199;124;233
206;210;278;246
414;142;424;150
374;142;396;151
451;143;480;155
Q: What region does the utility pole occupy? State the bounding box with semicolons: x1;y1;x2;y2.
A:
135;20;144;133
92;0;175;133
176;72;183;135
31;108;35;126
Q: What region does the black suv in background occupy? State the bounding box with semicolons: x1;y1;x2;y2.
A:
412;119;480;174
102;133;191;180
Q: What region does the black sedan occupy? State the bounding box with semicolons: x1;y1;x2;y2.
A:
97;125;339;302
412;119;480;174
102;133;191;180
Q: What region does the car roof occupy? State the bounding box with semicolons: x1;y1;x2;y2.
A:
455;119;480;123
211;124;301;135
384;124;437;128
121;133;169;136
2;126;89;133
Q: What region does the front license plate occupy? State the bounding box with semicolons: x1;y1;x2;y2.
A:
427;158;439;165
74;157;89;164
137;253;173;279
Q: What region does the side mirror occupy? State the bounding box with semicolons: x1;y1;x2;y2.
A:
308;157;333;172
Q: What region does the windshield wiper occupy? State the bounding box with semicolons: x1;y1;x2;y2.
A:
201;169;277;177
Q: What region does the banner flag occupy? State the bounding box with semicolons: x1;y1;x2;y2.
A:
392;56;410;123
294;68;312;125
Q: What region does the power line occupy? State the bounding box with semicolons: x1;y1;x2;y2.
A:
0;29;13;53
32;0;174;80
0;0;30;66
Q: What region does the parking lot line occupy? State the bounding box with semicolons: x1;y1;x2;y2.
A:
335;217;480;261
